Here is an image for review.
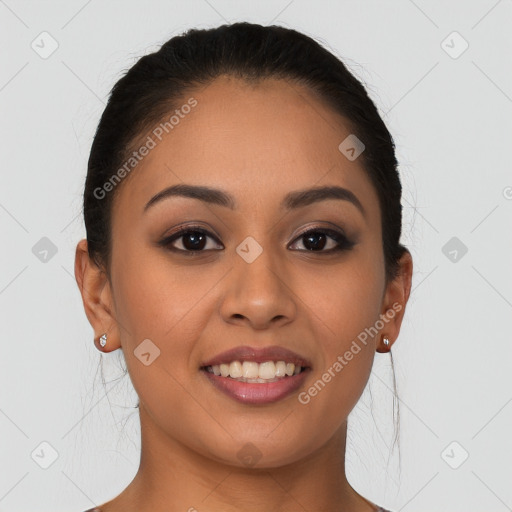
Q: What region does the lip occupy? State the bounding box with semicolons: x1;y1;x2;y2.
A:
201;367;311;405
200;345;312;368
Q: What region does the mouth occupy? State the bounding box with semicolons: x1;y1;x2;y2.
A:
200;345;312;405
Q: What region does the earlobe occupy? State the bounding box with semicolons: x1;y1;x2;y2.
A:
376;335;391;353
74;239;121;351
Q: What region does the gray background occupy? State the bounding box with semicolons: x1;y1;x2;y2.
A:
1;1;511;511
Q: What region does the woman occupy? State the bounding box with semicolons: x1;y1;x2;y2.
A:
75;21;413;512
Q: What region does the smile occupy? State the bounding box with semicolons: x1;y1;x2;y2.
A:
200;361;310;405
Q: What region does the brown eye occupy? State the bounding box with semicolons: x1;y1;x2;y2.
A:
289;228;355;253
160;226;223;253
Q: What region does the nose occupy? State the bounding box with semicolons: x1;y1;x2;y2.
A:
219;241;297;330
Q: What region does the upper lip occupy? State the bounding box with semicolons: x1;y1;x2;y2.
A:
201;345;312;368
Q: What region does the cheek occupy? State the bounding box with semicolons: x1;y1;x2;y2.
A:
112;242;208;339
304;249;384;348
110;257;202;430
297;246;383;406
297;276;379;435
110;246;220;389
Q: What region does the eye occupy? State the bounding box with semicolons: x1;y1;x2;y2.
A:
159;225;223;254
288;228;355;253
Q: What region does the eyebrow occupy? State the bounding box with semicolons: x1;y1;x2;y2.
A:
143;183;366;218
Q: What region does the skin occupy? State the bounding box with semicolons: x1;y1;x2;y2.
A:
75;75;413;512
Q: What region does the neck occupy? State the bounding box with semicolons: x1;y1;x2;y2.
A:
103;404;377;512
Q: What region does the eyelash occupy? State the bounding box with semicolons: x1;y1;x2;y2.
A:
158;224;355;255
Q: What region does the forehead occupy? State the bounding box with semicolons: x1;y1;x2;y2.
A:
113;75;380;222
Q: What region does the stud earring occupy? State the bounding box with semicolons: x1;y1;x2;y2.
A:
383;336;390;347
99;333;107;347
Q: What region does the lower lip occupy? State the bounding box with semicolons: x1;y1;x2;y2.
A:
201;368;310;405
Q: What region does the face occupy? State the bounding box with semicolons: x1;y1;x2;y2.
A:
95;75;402;467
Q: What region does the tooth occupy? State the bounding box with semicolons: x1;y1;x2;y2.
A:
259;361;276;379
220;363;230;377
242;361;259;379
285;363;295;376
229;361;243;378
293;365;301;375
212;365;221;376
275;361;287;377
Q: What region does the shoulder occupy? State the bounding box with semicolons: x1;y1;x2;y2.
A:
82;508;101;512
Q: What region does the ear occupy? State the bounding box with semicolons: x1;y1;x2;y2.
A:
377;249;413;353
74;239;121;352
